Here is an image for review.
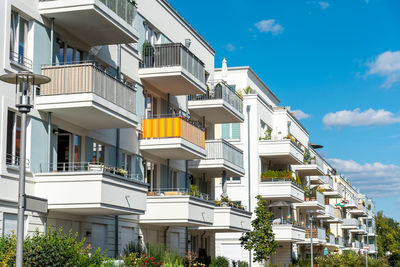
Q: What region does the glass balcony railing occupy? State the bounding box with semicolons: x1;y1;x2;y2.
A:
141;116;205;149
343;218;360;227
189;80;243;113
140;43;205;84
306;227;325;240
205;139;243;168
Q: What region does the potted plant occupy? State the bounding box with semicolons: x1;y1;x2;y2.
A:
142;41;154;67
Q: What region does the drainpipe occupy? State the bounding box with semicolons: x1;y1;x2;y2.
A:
185;227;189;253
47;112;52;170
246;105;252;266
116;44;121;168
114;216;119;258
167;159;170;188
164;226;169;247
221;170;227;198
116;129;120;168
50;18;54;64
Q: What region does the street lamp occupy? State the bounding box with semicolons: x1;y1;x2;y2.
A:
307;210;315;267
0;72;50;267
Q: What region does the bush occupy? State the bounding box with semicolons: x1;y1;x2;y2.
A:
123;240;146;257
315;251;389;267
210;256;229;267
0;229;107;267
232;260;249;267
147;244;184;265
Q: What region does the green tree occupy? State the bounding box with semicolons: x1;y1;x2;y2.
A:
376;211;400;266
239;195;278;264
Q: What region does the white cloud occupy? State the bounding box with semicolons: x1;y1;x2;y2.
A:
254;19;284;35
368;50;400;88
322;108;400;127
329;158;400;198
224;43;236;52
318;1;330;9
292;109;310;120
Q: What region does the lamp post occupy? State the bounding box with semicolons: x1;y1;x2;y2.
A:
0;72;50;267
307;210;315;267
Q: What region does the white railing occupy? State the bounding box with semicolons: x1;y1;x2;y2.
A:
337;236;343;247
316;191;325;206
310;176;324;183
41;62;136;114
189;80;243;113
352;240;361;249
98;0;136;27
140;43;205;84
6;153;30;168
318;227;326;240
329;234;335;244
323;176;334;188
37;162;144;182
205;139;243;168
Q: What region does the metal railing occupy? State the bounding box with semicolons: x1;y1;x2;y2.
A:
140;43;205;84
336;236;343;247
39;0;136;27
141;116;205;148
323;176;334;188
37;162;144;182
352;240;361;249
343;218;360;227
260;177;304;190
9;51;32;70
147;188;209;201
189;80;243;113
328;234;335;244
205;139;243;168
310;176;324;184
40;62;136;114
6;153;30;168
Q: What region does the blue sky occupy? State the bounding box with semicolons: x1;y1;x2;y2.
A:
169;0;400;219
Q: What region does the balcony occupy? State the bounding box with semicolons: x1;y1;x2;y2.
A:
38;0;138;46
140;189;214;226
258;178;304;203
324;182;344;198
319;176;334;191
139;43;206;95
300;227;326;244
35;162;147;215
36;62;137;129
342;218;360;230
259;139;304;165
309;176;324;185
317;204;335;219
368;244;377;253
198;206;252;232
326;233;336;246
188;81;243;123
350;224;367;234
189;139;244;177
272;223;305;242
367;227;376;236
336;236;344;248
344;199;358;209
294;191;324;210
292;156;325;176
349;203;368;217
139;116;206;159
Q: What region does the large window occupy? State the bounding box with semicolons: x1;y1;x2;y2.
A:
6;111;21;165
10;10;31;68
57;39;84;65
92;142;106;164
221;123;240;140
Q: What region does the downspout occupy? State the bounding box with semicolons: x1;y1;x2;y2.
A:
246;105;252;266
114;216;119;258
185;160;189;253
116;44;121;168
164;226;169;247
47;112;52;170
50;18;54;64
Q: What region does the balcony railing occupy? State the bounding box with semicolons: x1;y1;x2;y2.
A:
141;116;205;148
325;204;335;217
336;236;343;247
9;51;32;70
205;139;243;168
352;240;361;249
305;191;325;206
343;218;360;227
6;153;30;168
37;162;144;182
140;43;205;84
323;176;334;188
328;233;335;244
306;227;326;240
40;62;136;113
39;0;136;27
189;80;243;113
147;188;209;201
260;177;303;190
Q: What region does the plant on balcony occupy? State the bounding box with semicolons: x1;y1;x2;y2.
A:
259;128;272;141
189;185;200;198
317;187;325;193
260;170;292;180
240;196;278;263
303;148;311;163
242;86;254;95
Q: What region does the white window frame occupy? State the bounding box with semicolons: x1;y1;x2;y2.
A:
9;10;32;68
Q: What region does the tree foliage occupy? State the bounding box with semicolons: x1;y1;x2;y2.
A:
239;195;278;264
376;211;400;266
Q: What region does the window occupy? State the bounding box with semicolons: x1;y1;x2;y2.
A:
221;123;240;140
92;142;106;164
6;111;21;165
227;177;241;183
57;39;84;65
10;10;31;68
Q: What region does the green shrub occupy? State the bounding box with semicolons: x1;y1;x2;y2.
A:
210;256;229;267
147;244;184;265
123;240;146;257
232;260;249;267
315;251;389;267
0;229;107;267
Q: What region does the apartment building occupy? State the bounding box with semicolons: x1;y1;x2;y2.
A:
213;61;377;266
0;0;252;260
